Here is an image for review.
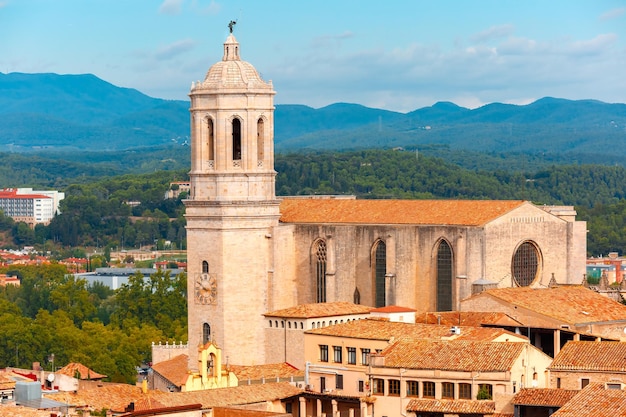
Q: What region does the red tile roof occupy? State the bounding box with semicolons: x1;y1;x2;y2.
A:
306;318;524;342
549;341;626;372
151;354;190;387
477;286;626;325
45;382;301;411
264;302;373;318
228;362;303;381
551;383;626;417
380;339;526;372
279;198;527;226
512;388;579;406
414;311;523;327
56;362;107;380
0;405;52;417
406;398;495;414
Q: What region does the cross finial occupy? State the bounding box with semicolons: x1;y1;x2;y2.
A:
228;20;237;33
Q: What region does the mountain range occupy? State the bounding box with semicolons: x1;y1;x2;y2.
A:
2;72;626;156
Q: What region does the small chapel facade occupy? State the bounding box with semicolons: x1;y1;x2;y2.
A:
184;32;587;368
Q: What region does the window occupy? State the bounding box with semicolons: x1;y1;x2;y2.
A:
436;240;453;311
336;374;344;390
232;118;242;160
206;118;214;161
319;345;328;362
423;381;435;398
459;383;471;399
354;287;361;304
406;380;419;397
358;380;365;393
320;376;326;392
374;241;387;307
477;384;493;400
442;382;455;399
607;383;621;390
347;347;357;364
333;346;342;363
556;377;561;389
202;323;211;344
202;260;209;273
257;118;264;163
581;378;590;389
372;378;384;395
388;379;400;396
361;348;371;365
512;241;539;287
315;240;327;302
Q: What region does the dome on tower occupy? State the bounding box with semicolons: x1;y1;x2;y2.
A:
191;34;272;91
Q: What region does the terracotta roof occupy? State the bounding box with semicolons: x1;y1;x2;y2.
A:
45;381;301;411
551;383;626;417
512;388;579;406
156;382;302;409
0;371;16;390
406;398;495;414
380;339;526;371
306;318;524;342
478;286;626;325
264;302;373;318
549;341;626;372
45;383;150;411
0;405;52;417
151;354;190;387
279;198;527;226
414;311;523;327
228;362;303;381
132;397;167;411
56;362;107;380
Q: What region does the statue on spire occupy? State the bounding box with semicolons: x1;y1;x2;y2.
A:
228;20;237;33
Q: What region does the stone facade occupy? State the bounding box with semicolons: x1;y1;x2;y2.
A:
185;33;588;368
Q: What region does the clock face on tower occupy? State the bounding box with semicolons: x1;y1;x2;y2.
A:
195;274;217;305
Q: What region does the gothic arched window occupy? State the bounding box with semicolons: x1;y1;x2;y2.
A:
512;241;540;287
202;261;209;274
202;323;211;344
232;118;242;160
374;241;386;308
436;240;453;311
207;118;214;161
315;240;327;302
257;118;265;164
353;288;361;305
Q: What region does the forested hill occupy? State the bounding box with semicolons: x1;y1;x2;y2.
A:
2;72;626;157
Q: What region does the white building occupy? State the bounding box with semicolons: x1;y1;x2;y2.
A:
0;188;64;226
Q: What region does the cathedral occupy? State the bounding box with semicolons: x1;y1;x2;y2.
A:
184;32;587;368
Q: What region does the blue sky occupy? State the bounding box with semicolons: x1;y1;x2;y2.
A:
1;0;625;112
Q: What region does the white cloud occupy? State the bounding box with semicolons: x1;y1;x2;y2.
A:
470;24;515;43
568;33;618;56
191;0;220;15
159;0;184;15
599;7;625;21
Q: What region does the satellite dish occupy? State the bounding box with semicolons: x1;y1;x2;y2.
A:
47;373;55;382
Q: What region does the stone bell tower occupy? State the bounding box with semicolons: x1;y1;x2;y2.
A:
184;29;280;367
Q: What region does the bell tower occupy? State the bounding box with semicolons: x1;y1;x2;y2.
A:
185;29;280;367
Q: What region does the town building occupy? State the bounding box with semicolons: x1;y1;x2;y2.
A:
548;341;626;390
0;188;64;226
184;31;588;368
461;286;626;357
